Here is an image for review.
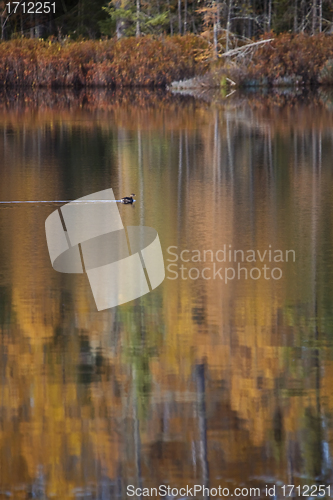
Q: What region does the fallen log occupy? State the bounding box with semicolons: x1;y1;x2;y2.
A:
221;38;274;58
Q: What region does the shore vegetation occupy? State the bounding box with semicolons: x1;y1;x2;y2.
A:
1;0;333;88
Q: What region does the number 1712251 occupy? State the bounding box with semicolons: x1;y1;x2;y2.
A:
6;3;56;14
281;485;330;497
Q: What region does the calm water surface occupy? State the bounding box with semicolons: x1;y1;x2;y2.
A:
1;89;333;499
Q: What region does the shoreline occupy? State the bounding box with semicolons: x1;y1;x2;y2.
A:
0;34;333;90
0;36;205;89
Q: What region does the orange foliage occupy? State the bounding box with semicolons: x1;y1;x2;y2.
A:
235;33;333;86
0;36;207;88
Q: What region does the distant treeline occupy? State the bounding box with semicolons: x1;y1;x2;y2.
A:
1;0;332;42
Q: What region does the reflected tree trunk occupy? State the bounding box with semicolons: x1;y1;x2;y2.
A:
226;115;234;184
287;437;295;488
138;130;144;226
133;367;143;499
268;128;273;179
311;127;321;419
249;129;254;236
305;131;324;481
293;132;297;175
214;110;221;184
178;133;183;233
196;364;210;499
318;131;322;173
185;130;189;196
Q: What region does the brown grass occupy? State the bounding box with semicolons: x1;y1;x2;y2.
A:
224;33;333;87
0;36;208;88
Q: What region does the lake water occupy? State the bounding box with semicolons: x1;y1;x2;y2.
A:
1;88;333;499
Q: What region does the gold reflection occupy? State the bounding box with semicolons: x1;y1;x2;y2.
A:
0;91;332;498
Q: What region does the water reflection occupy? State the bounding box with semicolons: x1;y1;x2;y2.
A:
0;89;333;498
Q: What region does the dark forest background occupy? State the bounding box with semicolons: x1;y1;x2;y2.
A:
1;0;332;41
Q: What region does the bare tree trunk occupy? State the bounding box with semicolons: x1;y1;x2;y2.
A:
226;0;232;53
213;0;219;59
114;0;127;39
77;0;83;32
35;12;40;37
319;0;322;32
294;0;297;32
184;0;187;33
192;0;197;33
116;20;125;39
248;0;252;37
213;22;218;58
300;0;306;32
312;0;317;34
1;0;24;38
136;0;140;37
264;0;268;31
115;1;126;39
30;13;34;38
167;0;173;34
268;0;272;31
60;0;67;12
178;0;182;34
216;0;220;36
1;15;6;39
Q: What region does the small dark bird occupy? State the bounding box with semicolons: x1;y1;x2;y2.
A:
121;193;135;204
